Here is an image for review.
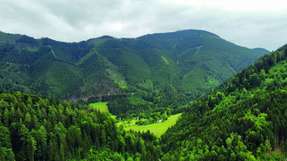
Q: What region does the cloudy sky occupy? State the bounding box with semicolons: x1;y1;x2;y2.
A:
0;0;286;50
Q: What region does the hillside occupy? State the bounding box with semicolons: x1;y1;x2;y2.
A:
161;45;287;160
0;30;268;113
0;44;284;161
0;92;160;161
0;45;283;161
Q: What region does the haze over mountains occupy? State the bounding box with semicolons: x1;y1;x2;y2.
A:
0;29;268;104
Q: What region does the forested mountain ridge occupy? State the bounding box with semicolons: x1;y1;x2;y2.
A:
0;30;268;109
161;45;287;160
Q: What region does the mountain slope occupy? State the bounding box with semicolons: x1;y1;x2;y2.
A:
0;92;160;161
0;30;268;110
161;45;287;160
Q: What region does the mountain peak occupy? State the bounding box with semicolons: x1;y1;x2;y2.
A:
138;29;221;40
252;47;270;53
175;29;220;36
98;35;115;39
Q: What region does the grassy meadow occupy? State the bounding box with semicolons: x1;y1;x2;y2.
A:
119;113;182;138
89;101;182;137
89;102;109;113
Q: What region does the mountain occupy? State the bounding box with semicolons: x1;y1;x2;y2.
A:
0;44;284;161
0;30;268;112
252;47;270;54
161;45;287;160
0;28;285;161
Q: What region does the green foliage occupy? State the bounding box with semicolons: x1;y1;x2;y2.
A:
161;45;287;160
0;30;267;115
119;113;182;138
0;125;15;161
2;30;284;161
89;102;109;113
75;148;141;161
0;92;160;161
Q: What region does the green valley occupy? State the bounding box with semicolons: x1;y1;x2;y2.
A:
89;101;182;138
1;30;287;161
119;113;182;138
89;102;109;113
1;0;286;160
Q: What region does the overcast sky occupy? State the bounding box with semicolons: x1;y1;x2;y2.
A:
0;0;286;50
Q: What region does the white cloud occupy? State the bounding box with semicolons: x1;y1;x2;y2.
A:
0;0;286;50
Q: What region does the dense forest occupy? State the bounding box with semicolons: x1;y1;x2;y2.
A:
0;31;286;161
0;30;268;115
0;92;160;161
161;45;287;160
1;45;286;161
3;0;287;159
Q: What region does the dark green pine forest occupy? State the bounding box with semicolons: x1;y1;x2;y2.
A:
0;29;286;161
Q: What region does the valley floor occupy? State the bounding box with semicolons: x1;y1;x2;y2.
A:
89;101;182;137
118;113;182;138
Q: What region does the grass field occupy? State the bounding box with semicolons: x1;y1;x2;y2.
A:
119;113;182;138
88;102;182;137
89;102;109;113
